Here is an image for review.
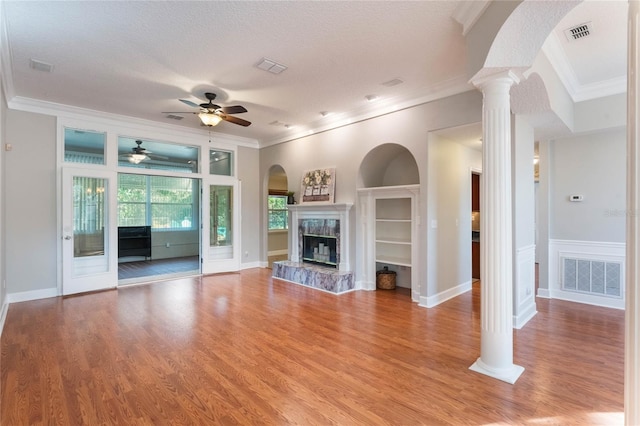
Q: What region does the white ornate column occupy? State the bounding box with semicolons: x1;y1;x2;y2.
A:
626;2;640;424
469;70;524;384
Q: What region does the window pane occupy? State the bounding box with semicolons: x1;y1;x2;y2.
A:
118;137;199;173
210;149;233;176
118;173;198;230
268;195;288;230
73;176;106;258
210;185;232;246
65;128;106;165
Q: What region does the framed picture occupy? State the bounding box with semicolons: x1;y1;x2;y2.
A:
300;168;335;204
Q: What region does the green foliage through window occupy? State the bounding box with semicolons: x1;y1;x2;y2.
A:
268;195;288;230
118;174;198;230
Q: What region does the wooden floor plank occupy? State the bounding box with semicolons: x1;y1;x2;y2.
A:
1;268;624;425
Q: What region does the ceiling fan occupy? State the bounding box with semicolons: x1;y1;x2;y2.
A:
120;140;168;164
164;92;251;127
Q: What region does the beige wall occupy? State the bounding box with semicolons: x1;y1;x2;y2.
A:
5;109;58;294
260;90;484;298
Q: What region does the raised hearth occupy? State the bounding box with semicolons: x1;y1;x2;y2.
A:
272;261;354;294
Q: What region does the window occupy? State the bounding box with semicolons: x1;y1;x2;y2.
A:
118;137;199;173
268;195;288;230
209;149;234;176
64;128;106;165
118;174;199;230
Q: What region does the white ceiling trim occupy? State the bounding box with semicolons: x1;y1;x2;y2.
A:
8;96;260;149
542;32;626;103
260;74;473;148
451;0;492;36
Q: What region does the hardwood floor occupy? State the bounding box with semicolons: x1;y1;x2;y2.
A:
1;269;624;425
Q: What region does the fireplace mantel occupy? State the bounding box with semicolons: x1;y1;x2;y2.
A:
287;203;353;271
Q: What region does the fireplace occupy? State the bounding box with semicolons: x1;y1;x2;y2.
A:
286;203;352;271
272;203;354;294
301;220;339;268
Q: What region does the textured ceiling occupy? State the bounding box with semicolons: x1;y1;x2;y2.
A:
1;1;628;146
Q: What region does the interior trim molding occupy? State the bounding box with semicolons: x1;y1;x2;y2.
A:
0;294;9;338
241;261;263;270
419;280;472;309
451;0;491;36
7;287;58;304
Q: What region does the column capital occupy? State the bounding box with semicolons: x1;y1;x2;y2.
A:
470;68;522;90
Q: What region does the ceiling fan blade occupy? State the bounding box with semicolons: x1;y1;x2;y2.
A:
222;115;251;127
220;105;247;114
179;99;200;108
162;111;198;114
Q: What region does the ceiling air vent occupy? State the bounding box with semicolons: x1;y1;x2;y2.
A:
165;114;184;120
564;22;592;41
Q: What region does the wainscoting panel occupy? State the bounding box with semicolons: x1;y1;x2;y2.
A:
549;239;625;309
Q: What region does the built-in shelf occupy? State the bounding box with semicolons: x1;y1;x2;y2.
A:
358;184;419;299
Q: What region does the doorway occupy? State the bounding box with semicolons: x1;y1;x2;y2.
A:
116;173;201;284
471;172;480;282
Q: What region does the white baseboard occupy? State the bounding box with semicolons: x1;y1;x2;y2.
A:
8;287;58;303
0;294;9;337
419;280;471;308
513;303;537;329
548;289;625;310
537;288;551;298
241;261;263;270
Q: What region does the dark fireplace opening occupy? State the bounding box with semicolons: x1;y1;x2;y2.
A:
302;234;337;268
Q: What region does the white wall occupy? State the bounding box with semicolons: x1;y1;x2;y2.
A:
5;109;58;294
426;133;482;299
260;90;483;298
550;127;626;243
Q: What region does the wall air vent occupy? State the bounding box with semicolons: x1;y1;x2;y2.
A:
562;257;622;298
165;114;184;120
564;22;592;41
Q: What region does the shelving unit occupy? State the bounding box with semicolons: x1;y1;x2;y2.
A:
118;226;151;259
375;198;412;267
357;185;419;300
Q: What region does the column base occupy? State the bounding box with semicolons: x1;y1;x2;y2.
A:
469;357;525;384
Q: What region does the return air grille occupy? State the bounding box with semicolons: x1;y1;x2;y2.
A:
564;22;592;41
562;257;621;298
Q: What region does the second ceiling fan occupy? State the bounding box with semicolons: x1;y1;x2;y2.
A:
165;92;251;127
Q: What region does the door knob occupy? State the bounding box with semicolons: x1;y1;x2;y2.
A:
64;235;72;240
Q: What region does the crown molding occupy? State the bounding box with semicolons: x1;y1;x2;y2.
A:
7;96;260;149
452;0;492;36
542;31;626;103
259;75;473;149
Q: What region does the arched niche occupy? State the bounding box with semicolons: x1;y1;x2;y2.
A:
357;143;419;188
267;164;289;194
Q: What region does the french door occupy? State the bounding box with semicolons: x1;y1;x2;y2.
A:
202;181;240;273
61;167;118;295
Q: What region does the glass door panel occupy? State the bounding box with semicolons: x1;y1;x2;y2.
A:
62;168;117;295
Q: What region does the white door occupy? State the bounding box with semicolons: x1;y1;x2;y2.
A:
202;181;240;273
62;167;117;295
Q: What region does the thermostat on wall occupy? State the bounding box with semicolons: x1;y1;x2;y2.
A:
569;194;584;202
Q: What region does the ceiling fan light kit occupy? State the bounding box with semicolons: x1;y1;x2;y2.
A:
164;92;251;128
198;113;222;127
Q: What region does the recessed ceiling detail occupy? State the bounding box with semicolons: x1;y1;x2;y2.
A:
256;58;287;74
564;22;592;41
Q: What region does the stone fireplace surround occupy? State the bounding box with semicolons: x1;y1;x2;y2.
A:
272;203;354;294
